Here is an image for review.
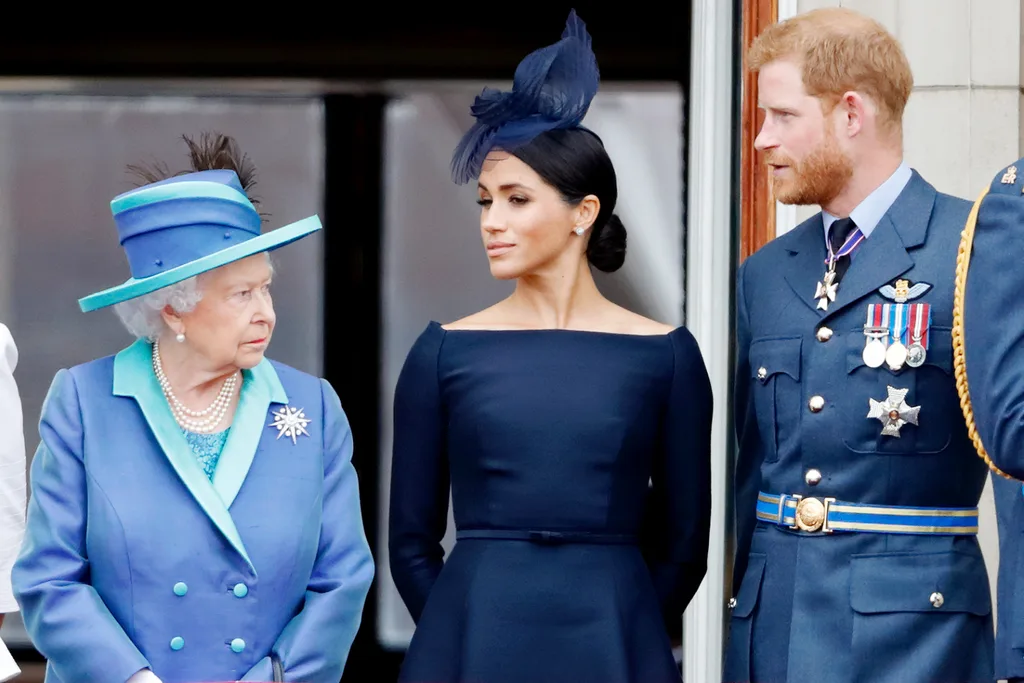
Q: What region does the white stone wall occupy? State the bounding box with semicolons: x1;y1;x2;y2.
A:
789;0;1022;215
778;0;1023;626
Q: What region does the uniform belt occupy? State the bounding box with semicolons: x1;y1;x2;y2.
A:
455;529;638;545
756;492;978;535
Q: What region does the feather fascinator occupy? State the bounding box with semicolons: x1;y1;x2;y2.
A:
450;9;600;185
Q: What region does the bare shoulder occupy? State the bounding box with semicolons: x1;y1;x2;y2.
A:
604;306;677;336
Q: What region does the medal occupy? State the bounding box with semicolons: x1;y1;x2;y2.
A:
906;343;925;367
862;305;888;368
814;225;866;311
868;385;920;438
884;303;909;371
905;303;931;368
886;340;907;370
814;268;838;311
863;334;887;368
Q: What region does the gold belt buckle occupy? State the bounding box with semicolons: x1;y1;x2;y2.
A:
790;495;835;533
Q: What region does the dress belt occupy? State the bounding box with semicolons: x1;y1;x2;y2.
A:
756;491;979;535
455;529;639;545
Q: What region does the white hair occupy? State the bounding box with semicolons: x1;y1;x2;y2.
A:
112;253;277;341
114;276;205;341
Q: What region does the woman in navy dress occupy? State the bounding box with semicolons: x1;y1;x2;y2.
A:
388;10;713;683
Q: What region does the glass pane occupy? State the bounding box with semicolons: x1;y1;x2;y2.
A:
377;85;685;648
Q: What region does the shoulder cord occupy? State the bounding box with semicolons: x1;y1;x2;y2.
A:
952;184;1016;480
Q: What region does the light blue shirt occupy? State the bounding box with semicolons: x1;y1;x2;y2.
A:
822;162;912;257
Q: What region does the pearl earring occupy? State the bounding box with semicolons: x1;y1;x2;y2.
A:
574;226;585;236
175;333;185;343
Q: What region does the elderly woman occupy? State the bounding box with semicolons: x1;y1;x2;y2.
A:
12;134;374;683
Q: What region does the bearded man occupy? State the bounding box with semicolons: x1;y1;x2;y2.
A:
724;7;994;683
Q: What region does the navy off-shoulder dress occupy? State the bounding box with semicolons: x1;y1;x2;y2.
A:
389;321;713;683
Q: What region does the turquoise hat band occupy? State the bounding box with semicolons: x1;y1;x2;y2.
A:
83;168;320;313
79;215;321;313
111;180;255;216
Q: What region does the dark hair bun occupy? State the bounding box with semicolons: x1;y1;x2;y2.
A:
587;213;627;273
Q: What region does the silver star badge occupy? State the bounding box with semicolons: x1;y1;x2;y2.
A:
867;386;920;438
269;405;312;445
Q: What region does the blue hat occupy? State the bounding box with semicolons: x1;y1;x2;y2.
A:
78;169;321;312
449;8;600;185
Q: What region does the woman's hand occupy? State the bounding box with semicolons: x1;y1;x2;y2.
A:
126;668;162;683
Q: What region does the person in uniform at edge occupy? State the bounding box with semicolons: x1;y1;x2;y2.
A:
12;133;374;683
725;8;994;683
954;158;1024;683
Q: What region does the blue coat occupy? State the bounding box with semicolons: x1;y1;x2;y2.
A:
725;170;994;683
12;339;374;683
958;157;1024;679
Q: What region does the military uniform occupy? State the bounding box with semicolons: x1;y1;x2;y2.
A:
724;167;995;683
956;157;1024;682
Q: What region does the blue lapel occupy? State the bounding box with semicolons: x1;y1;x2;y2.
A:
781;170;934;322
112;340;288;573
820;171;933;323
212;358;287;509
782;214;830;316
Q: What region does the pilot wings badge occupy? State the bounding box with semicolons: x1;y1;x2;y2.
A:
878;279;931;304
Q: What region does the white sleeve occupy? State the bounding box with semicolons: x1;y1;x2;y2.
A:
0;324;25;613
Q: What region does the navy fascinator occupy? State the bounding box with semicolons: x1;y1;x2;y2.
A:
450;9;600;185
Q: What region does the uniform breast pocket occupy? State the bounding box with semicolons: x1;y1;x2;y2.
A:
749;337;802;463
842;325;954;454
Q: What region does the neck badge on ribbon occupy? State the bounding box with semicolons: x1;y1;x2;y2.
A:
814;226;865;311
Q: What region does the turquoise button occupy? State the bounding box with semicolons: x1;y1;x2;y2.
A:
230;638;246;653
173;582;187;597
233;583;248;598
170;636;184;651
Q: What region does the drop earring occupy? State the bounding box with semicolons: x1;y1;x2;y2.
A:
176;333;186;343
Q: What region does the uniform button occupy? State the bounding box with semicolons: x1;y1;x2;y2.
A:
930;592;944;608
808;395;825;412
170;636;184;651
805;469;822;486
231;638;246;653
233;583;248;598
173;582;188;597
757;367;767;380
816;326;833;342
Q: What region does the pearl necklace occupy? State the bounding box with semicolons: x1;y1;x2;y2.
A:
152;340;238;434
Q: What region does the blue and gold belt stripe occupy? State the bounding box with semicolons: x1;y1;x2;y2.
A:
756;491;978;535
